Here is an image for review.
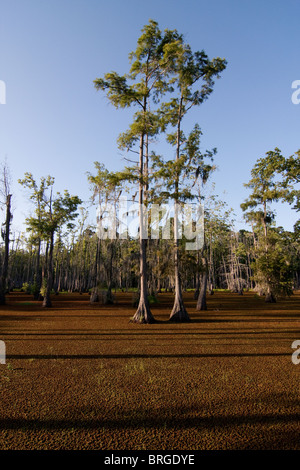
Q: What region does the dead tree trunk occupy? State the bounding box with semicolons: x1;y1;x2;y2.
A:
0;194;12;305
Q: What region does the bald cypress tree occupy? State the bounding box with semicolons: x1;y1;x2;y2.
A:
157;44;227;321
94;20;183;323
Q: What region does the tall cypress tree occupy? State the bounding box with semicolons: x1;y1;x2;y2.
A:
94;20;183;323
157;44;227;320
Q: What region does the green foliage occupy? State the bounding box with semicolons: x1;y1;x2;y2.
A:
158;45;227;127
148;294;159;304
19;173;82;242
39;279;47;298
21;282;31;294
19;173;82;306
240;148;293;230
30;282;40;298
251;230;294;298
241;149;298;299
151;124;217;205
20;281;40;297
94;72;141;109
87;162;124;204
150;37;226;211
279;150;300;226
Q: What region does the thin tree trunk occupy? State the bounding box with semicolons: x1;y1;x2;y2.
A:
0;194;12;304
42;231;54;307
169;97;190;322
33;238;42;299
197;270;208;310
105;242;114;304
262;203;276;302
194;252;200;299
34;195;42;300
90;237;100;303
169;204;190;321
132;132;154;323
196;252;208;311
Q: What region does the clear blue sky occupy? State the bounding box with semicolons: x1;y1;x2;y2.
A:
1;0;299;234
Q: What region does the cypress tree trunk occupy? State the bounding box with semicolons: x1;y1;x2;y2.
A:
169;241;190;321
169;208;190;322
132;133;155;323
132;237;154;323
169;98;190;322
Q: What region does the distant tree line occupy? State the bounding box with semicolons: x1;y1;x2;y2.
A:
0;169;299;309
